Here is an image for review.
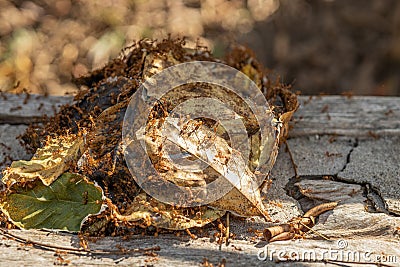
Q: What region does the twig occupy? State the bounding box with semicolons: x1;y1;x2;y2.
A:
0;228;160;256
299;221;330;240
225;212;230;246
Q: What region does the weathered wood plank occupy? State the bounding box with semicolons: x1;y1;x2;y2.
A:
0;226;398;266
4;231;384;267
291;96;400;137
0;94;399;266
1;93;400;134
0;93;72;124
338;137;400;215
262;146;302;222
286;135;356;176
295;179;400;238
0;125;30;172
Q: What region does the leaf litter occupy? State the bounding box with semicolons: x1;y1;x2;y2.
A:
1;38;299;236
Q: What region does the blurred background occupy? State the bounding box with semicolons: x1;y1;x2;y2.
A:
1;0;399;96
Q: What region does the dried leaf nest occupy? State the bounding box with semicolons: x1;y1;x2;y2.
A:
2;38;298;235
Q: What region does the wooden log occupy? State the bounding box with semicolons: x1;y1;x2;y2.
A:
0;94;399;266
0;92;72;124
291;96;400;137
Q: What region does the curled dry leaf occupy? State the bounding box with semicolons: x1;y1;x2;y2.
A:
113;193;226;230
2;135;84;186
263;202;338;242
143;114;271;219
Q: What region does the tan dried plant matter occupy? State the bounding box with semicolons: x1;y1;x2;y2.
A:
263;202;338;242
2;38;298;233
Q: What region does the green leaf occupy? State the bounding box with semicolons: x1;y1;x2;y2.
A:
0;173;103;232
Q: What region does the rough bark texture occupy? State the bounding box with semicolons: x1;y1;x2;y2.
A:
0;95;399;266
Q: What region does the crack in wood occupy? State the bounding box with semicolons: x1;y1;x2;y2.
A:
339;138;359;173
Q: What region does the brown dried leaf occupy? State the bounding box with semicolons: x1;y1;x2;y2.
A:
144;116;271;218
2;135;84;186
113;193;225;230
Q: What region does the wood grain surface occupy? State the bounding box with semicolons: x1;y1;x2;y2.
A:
0;94;399;266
